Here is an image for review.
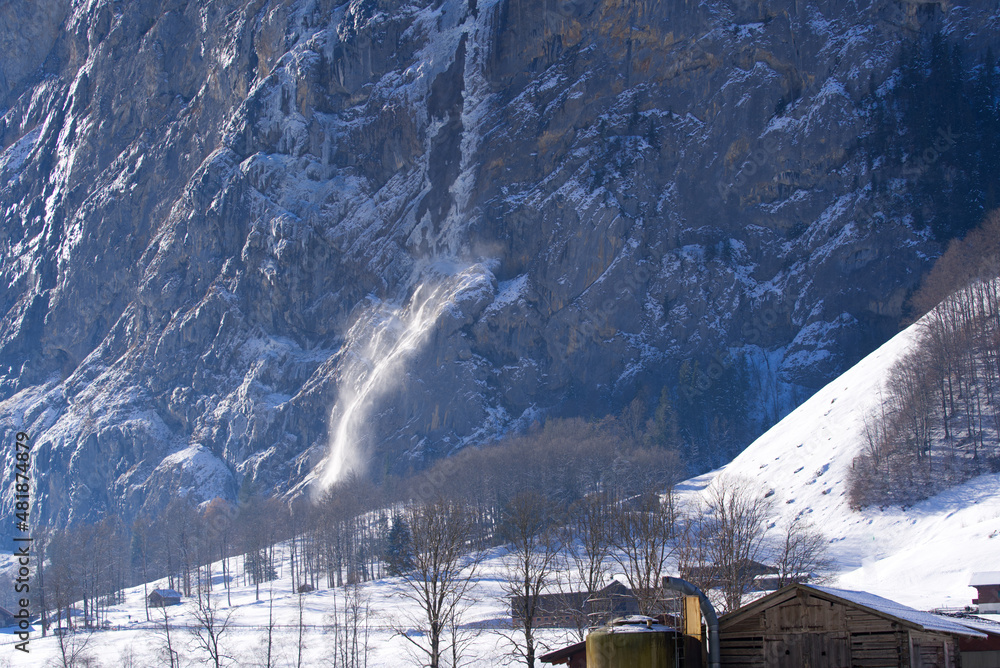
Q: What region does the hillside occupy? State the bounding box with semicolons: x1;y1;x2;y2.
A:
681;312;1000;610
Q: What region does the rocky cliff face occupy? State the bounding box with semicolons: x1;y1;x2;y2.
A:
1;0;997;527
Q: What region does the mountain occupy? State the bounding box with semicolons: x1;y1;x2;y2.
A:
681;311;1000;610
1;0;999;528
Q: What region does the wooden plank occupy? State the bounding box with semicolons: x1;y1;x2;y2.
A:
764;597;848;633
761;632;851;667
726;617;766;633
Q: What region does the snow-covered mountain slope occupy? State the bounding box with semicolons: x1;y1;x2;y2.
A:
680;315;1000;610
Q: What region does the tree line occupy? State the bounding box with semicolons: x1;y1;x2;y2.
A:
849;210;1000;508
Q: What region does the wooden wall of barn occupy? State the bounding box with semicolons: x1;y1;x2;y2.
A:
718;590;960;668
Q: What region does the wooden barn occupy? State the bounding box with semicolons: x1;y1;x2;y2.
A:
718;583;985;667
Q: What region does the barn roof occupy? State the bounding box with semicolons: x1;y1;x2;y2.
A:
150;588;182;598
722;584;986;639
970;571;1000;586
812;586;986;638
539;640;585;663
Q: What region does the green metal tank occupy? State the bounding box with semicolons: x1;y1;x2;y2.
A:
585;616;677;668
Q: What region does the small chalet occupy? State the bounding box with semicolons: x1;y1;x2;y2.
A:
0;606;15;628
147;589;182;607
971;571;1000;613
719;583;985;667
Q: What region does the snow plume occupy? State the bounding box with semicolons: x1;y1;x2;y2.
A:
314;0;503;495
315;263;491;493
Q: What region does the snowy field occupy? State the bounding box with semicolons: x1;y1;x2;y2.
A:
4;316;1000;666
0;543;584;667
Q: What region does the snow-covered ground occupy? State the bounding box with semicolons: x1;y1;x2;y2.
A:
0;543;582;667
5;314;999;666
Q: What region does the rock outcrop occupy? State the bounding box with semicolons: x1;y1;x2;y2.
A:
1;0;996;527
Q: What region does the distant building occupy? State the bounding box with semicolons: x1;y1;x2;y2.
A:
147;589;182;607
947;614;1000;668
511;581;642;628
0;606;15;628
719;583;985;667
681;558;779;592
971;571;1000;613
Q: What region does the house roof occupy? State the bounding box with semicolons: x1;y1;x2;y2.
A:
941;615;1000;636
721;584;986;639
971;572;1000;586
150;589;182;598
597;580;632;595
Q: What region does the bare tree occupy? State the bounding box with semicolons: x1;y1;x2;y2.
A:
499;491;563;667
188;588;234;668
203;498;237;606
296;591;306;668
446;591;482;668
850;210;1000;507
238;495;280;600
701;476;774;612
396;498;481;668
674;506;715;597
560;494;614;638
46;528;82;633
326;582;372;668
34;528;50;636
154;603;179;668
131;518;155;622
252;585;280;668
116;643;141;668
49;628;96;668
618;395;648;445
771;515;831;588
608;491;677;617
